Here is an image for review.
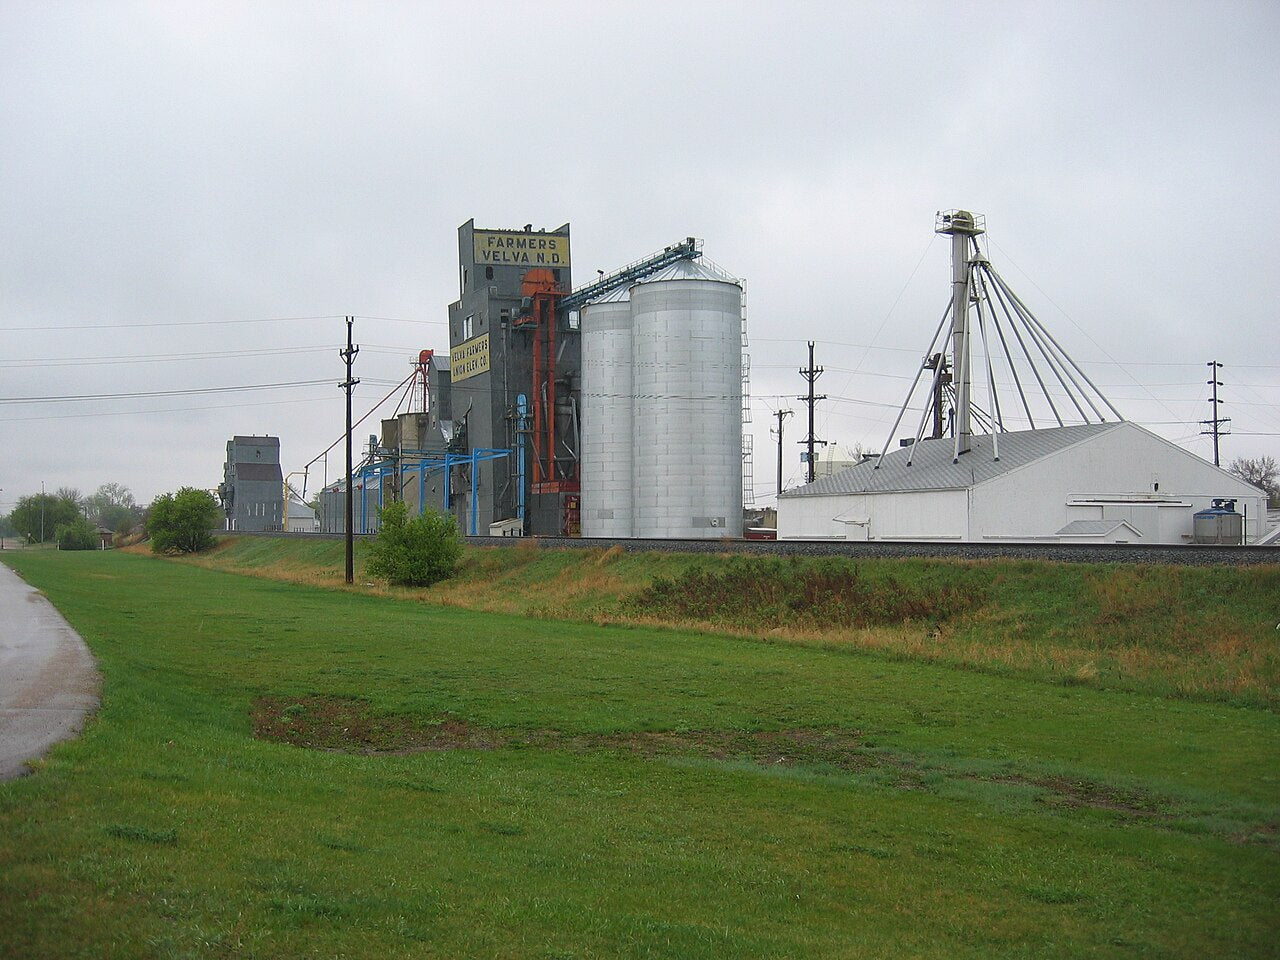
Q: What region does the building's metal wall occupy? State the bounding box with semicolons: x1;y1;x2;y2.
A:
221;436;284;531
444;220;574;535
580;294;634;537
631;277;744;538
778;423;1269;543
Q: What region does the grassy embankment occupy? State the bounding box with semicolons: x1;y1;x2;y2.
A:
0;545;1277;958
178;535;1280;709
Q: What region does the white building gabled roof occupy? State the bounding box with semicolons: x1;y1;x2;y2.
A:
782;423;1122;497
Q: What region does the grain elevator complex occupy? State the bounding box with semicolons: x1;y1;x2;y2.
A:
318;220;748;540
303;211;1270;547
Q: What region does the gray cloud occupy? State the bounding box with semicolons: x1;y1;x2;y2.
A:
2;0;1276;510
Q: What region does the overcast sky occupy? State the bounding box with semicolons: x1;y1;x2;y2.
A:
3;0;1277;514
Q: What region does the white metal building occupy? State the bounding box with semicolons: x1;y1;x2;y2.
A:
778;422;1268;544
284;498;319;533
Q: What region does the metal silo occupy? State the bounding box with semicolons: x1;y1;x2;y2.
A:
580;287;635;538
631;260;744;538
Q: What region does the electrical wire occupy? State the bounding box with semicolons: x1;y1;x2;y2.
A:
0;346;334;368
0;379;335;404
1;315;342;332
304;373;415;470
0;394;337;422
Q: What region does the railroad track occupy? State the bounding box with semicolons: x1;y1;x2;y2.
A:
229;530;1279;566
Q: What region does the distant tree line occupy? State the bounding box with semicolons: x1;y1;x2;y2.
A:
2;481;225;554
3;482;144;548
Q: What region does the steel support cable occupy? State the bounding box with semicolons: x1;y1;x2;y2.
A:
973;265;1035;429
1008;287;1095;423
943;384;996;432
985;264;1084;421
982;235;1178;412
1005;283;1111;422
986;268;1089;423
968;259;1005;432
967;237;1011;446
982;266;1067;426
876;300;954;468
971;280;1004;460
990;266;1122;421
304;373;415;471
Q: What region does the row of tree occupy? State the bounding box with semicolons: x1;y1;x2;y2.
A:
2;482;144;545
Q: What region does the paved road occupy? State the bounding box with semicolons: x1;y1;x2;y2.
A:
0;563;100;780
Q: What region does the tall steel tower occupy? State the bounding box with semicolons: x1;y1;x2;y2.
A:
876;209;1122;470
936;210;984;457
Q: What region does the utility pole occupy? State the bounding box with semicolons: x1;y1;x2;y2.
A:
339;316;360;584
1201;360;1230;467
797;341;827;485
771;408;793;499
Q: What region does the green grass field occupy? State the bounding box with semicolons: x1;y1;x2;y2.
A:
2;547;1278;958
187;536;1280;709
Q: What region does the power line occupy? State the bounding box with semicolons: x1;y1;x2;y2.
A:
1;314;342;332
0;394;336;422
0;346;333;368
0;379;334;404
0;343;433;368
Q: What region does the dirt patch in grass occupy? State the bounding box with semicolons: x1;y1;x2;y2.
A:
250;696;1192;827
252;696;887;770
968;772;1171;819
537;727;886;774
252;696;506;753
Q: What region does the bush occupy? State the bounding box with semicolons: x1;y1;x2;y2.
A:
147;487;221;554
55;516;98;551
628;555;986;628
366;501;462;587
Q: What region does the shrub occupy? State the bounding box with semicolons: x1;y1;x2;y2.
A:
55;516;98;551
366;501;462;587
147;487;221;554
628;555;985;628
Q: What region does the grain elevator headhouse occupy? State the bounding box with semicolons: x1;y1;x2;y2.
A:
447;219;580;536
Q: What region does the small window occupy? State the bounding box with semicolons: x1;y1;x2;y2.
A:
552;269;561;282
463;314;474;339
485;266;494;280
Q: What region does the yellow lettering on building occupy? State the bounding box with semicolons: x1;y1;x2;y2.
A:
473;231;571;268
450;333;491;383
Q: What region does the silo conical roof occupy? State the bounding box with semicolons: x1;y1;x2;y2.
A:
634;258;740;285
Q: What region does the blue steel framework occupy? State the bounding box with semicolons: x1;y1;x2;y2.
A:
356;447;511;536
